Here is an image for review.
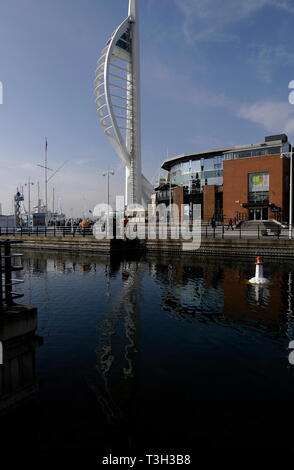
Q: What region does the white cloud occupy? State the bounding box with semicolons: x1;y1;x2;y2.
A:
250;43;294;83
284;118;294;134
238;100;294;132
175;0;294;43
147;57;294;136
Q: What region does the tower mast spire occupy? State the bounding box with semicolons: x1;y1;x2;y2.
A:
95;0;153;206
128;0;137;18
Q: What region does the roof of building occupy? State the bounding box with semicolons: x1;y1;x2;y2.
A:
161;135;288;171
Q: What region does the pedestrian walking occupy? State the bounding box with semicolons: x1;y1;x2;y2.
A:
227;218;234;230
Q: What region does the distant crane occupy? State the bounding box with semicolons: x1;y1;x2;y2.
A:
14;190;24;227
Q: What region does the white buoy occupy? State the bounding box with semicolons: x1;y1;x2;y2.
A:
249;256;269;284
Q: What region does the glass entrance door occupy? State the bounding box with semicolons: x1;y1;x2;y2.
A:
248;207;268;221
255;208;261;221
262;207;268;220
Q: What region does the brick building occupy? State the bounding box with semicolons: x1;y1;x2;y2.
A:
155;134;292;223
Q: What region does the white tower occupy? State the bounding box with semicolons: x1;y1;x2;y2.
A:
95;0;153;206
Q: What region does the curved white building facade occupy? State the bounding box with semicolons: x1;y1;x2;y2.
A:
95;0;152;206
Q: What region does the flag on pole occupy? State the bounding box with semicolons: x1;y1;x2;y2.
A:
45;137;48;152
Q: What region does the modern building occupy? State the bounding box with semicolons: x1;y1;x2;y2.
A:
95;0;152;206
156;134;292;223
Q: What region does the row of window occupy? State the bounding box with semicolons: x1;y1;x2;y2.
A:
169;146;282;178
158;190;270;203
170;155;224;175
223;146;280;160
171;169;223;184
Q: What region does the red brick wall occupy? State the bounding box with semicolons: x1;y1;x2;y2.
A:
223;154;287;221
203;185;216;221
172;187;184;221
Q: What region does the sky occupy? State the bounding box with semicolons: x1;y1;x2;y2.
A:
0;0;294;216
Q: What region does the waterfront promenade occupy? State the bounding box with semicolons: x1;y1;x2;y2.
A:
0;222;290;240
1;224;294;258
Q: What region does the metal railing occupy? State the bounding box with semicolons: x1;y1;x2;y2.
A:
0;226;94;238
201;223;282;240
0;224;287;240
0;239;24;308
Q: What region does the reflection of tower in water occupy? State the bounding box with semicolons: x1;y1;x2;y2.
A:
95;260;142;435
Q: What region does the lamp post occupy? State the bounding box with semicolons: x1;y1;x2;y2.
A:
25;177;34;228
281;147;293;239
70;208;73;234
102;169;115;219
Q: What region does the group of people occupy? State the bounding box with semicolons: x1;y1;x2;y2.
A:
210;217;236;230
47;218;94;228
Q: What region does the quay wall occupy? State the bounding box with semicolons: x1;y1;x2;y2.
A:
1;235;294;258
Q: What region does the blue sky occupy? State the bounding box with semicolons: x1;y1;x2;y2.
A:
0;0;294;215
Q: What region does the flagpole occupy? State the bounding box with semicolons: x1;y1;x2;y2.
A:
45;137;48;216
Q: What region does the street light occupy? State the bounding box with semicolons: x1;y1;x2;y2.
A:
25;177;34;228
102;169;115;218
281;147;293;239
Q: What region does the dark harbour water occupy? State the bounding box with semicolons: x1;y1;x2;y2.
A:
1;250;294;455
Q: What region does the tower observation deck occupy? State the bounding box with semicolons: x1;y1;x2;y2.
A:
95;0;153;206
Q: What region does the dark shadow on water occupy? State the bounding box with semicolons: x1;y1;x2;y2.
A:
2;250;294;453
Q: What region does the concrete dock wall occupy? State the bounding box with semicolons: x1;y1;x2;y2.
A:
1;234;294;258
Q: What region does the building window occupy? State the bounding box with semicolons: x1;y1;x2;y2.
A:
248;191;269;203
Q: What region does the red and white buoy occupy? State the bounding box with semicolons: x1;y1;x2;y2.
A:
249;256;269;284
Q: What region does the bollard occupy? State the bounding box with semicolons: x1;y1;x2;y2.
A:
249;256;269;284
